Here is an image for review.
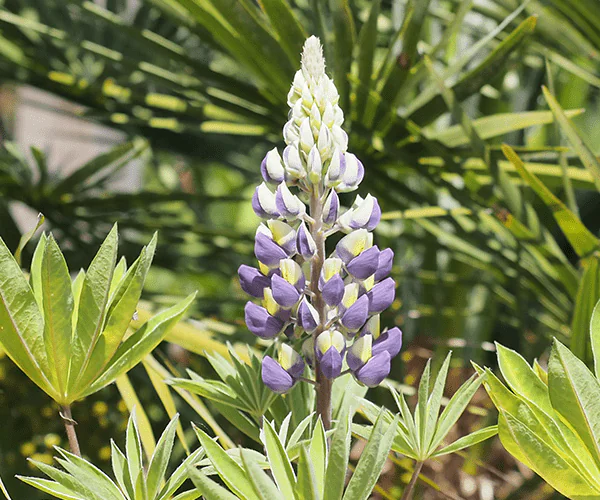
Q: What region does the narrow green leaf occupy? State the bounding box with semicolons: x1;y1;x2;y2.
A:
296;446;317;500
116;374;157;460
502;144;599;258
83;292;196;397
308;417;327;497
416;359;431;454
125;411;144;494
496;344;552;414
194;426;259;500
432;426;497;457
0;236;53;395
187;466;239;500
549;339;600;464
256;0;306;63
591;299;600;379
14;213;44;267
425;353;451;451
241;448;283;500
343;412;398;500
41;235;73;400
68;225;118;392
542;85;600;191
17;476;86;500
262;419;296;499
323;412;350;500
354;0;380;122
147;415;179;499
499;411;600;498
329;0;355;113
571;256;600;363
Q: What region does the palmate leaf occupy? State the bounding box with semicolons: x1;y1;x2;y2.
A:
20;413;201;500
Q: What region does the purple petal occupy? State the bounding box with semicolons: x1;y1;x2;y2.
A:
346;246;380;279
367;277;396;314
341;294;369;331
323;190;339;225
319;347;343;379
365;198;381;231
274;307;292;322
244;302;284;338
262;357;295;393
355;351;391;387
322;274;345;306
375;249;394;281
255;233;288;267
346;348;365;372
252;188;270;218
298;299;319;332
372;327;403;359
271;274;301;308
287;356;305;380
238;265;270;298
297;223;316;259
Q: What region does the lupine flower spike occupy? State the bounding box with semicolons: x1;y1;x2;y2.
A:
238;36;402;427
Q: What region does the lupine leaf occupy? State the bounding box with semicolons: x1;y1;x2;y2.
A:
296;446;317;500
116;374;157;460
187;467;239;500
431;425;498;457
262;419;296;499
343;411;398;500
0;236;53;395
83;292;196;396
308;417;327;497
68;225;118;393
548;339;600;463
240;448;282;500
323;411;350;500
591;299;600;379
147;415;179;499
40;234;73;399
195;426;259;500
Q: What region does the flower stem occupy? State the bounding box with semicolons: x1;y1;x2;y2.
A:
400;461;423;500
60;405;81;457
309;188;332;431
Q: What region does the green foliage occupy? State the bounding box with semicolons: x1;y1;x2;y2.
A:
190;412;398;500
0;227;196;405
19;413;203;500
479;308;600;498
356;353;496;464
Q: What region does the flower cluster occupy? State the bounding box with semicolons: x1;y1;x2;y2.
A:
239;36;402;394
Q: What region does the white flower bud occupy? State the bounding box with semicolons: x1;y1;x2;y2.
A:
283;145;305;179
301;36;326;81
317;126;331;160
307;146;322;184
325;148;345;187
276;182;306;218
331;125;348;152
283;120;299;145
322;103;335;127
299;118;315;153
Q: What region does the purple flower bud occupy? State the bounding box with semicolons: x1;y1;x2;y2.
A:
341;294;369;331
244;302;285;338
323;190;339;226
372;327;402;359
366;277;396;314
375;248;394;281
238;265;270;298
354;351;391;387
297;223;316;259
276;182;306;218
279;343;305;380
262;356;295;393
266;220;297;255
271;274;301;308
346;246;380;280
255;232;288;268
298;299;319;332
252;183;280;218
337;153;364;192
319;347;343;379
322;274;344;306
336;229;372;264
315;330;345;379
261;148;285;184
346;334;372;372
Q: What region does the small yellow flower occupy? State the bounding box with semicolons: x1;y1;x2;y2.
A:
44;434;61;448
20;442;36;457
92;401;109;417
98;446;111;461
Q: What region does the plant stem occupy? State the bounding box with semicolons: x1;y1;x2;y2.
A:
309;188;332;431
61;405;81;457
400;461;424;500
